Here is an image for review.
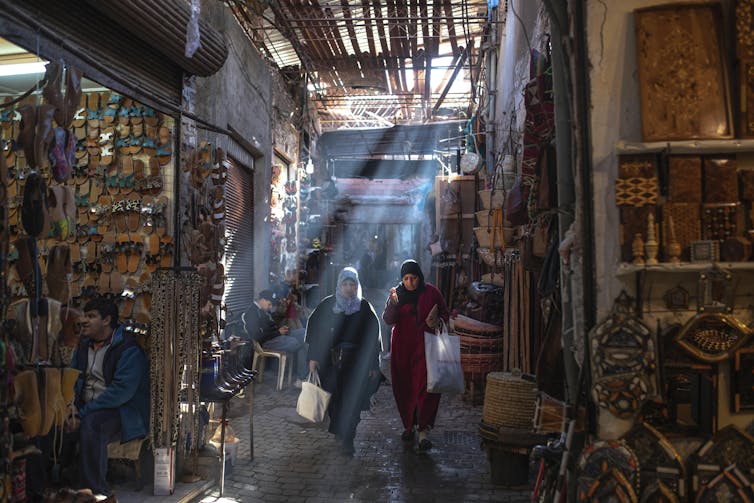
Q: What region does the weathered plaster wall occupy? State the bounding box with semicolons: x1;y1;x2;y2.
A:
194;1;274;295
587;0;657;321
493;1;550;162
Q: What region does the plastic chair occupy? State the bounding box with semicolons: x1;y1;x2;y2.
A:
251;340;292;390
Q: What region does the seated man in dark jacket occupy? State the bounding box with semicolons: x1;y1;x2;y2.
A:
67;297;150;496
242;289;308;387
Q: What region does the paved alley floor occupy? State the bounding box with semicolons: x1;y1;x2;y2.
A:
198;373;531;503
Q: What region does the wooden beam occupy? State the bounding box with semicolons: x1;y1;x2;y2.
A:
340;0;361;55
360;0;377;56
432;46;468;116
442;0;459;56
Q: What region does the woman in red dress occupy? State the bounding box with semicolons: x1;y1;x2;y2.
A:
382;259;449;450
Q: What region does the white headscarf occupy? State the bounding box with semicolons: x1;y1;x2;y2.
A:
333;267;362;315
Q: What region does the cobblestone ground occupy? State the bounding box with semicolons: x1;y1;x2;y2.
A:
200;373;531;503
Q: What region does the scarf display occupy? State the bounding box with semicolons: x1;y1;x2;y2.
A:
333;267;363;315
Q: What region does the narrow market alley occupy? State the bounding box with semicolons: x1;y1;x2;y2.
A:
200;375;531;503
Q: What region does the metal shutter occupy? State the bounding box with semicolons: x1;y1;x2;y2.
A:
223;158;255;318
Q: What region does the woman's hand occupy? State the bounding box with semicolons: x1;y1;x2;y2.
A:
309;360;318;374
389;287;398;305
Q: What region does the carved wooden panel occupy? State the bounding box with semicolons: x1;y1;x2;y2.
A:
740;169;754;201
703;157;738;203
667;156;702;202
635;4;733;140
701;203;745;241
662;203;701;262
740;59;754;138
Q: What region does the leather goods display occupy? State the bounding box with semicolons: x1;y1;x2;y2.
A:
666;156;702;202
634;3;733;140
662;203;701;262
703;157;738;203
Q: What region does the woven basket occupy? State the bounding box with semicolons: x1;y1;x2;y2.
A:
460;333;504;353
474;227;513;248
482;371;537;431
477;247;504;267
453;314;503;335
461;353;503;380
478;189;505;210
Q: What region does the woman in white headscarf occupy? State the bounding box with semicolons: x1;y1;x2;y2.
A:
305;267;382;455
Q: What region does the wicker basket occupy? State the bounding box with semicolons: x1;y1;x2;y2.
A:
474;227;513;248
477;247;504;267
478;189;505;210
461;353;503;382
459;333;504;353
482;370;537;431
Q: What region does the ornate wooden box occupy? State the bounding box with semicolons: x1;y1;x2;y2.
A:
703;157;738;203
667;155;702;202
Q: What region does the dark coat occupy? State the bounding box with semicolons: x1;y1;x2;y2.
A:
242;302;279;344
305;295;381;438
70;325;150;443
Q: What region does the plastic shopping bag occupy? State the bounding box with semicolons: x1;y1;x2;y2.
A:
424;322;465;394
296;370;332;422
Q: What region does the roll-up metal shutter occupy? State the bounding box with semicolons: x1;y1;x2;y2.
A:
0;0;183;110
223;159;255;318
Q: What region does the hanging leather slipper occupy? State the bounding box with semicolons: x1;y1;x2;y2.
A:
159;235;174;268
110;269;125;295
121;277;138;319
21;172;48;238
69;243;81;281
211;263;225;306
46;243;71;303
100;232;115;273
125;198;141;232
114;233;129;274
127;234;143;273
145;233;159;272
212;186;225;224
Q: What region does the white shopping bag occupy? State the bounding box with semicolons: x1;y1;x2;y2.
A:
296;370;332;422
425;321;465;394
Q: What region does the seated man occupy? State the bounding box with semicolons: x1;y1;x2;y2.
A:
242;289;308;387
67;297;150;496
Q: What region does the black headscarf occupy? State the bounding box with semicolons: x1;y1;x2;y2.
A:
395;259;425;306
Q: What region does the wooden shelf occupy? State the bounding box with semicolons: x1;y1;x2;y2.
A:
616;262;754;276
616;139;754;155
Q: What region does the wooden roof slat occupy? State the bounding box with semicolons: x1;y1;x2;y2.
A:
284;0;328;66
431;0;442;57
432;46;468;116
442;0;459;56
321;4;349;60
339;0;362;56
408;0;419;57
360;0;377;56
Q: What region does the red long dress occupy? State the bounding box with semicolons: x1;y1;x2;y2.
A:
382;284;449;432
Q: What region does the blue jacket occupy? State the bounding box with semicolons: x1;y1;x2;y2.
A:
70;325;150;443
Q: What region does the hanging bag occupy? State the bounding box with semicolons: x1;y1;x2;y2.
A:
296;370;332;422
424;321;465;394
